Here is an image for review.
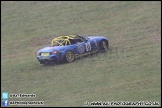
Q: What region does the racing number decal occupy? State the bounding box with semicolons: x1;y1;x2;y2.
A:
85;42;91;52
78;44;85;54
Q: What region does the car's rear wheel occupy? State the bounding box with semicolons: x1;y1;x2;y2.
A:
65;51;75;63
99;40;108;52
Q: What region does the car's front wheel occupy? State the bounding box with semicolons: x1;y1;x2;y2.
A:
99;40;108;52
64;51;75;63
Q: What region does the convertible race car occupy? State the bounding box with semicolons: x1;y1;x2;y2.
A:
36;34;109;64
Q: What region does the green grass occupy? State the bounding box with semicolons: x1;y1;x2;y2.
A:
1;1;161;107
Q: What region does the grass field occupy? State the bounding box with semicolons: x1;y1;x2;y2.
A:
1;1;161;107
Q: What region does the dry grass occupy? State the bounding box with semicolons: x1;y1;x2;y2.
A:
1;1;161;107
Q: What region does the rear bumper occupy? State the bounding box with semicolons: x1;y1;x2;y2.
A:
37;55;58;64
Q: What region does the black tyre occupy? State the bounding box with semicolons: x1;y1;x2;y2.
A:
99;40;108;52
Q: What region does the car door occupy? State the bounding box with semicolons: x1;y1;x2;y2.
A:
76;42;86;54
73;37;93;54
85;41;92;52
77;41;92;54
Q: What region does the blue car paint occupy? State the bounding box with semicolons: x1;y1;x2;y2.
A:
36;36;108;64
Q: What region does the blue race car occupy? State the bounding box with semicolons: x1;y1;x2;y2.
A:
36;34;109;64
